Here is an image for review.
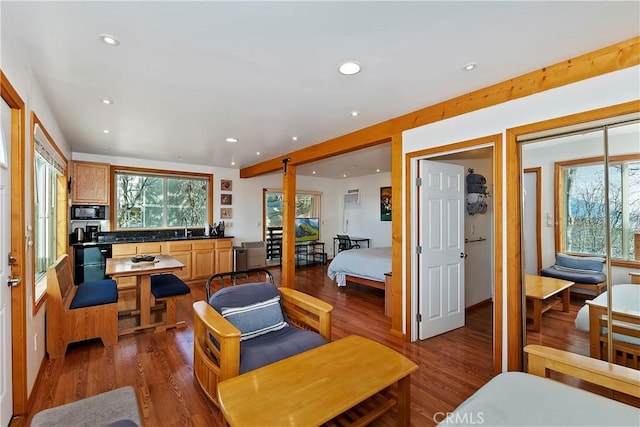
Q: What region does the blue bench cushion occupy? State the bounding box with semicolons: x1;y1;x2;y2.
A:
150;274;191;298
209;283;288;341
239;325;327;374
540;266;606;284
70;279;118;309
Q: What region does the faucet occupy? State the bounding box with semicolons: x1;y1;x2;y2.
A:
181;216;188;237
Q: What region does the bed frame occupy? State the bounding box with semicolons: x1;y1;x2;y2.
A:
587;301;640;369
525;344;640;398
344;274;391;316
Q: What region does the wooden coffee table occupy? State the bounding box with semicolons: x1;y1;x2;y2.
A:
525;275;574;332
217;335;418;426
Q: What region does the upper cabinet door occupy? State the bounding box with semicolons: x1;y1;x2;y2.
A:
71;160;110;205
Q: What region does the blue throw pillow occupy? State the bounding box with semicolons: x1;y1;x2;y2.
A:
209;283;288;341
555;253;604;273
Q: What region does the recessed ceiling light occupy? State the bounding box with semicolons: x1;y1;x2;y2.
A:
463;63;477;71
226;137;237;143
339;61;361;75
292;136;298;142
101;99;113;105
351;111;360;117
256;151;261;155
312;171;316;175
102;129;110;134
99;34;120;46
231;161;236;166
343;174;347;178
376;169;380;173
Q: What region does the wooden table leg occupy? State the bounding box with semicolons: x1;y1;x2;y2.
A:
396;375;411;427
532;299;542;332
138;274;151;328
561;288;570;312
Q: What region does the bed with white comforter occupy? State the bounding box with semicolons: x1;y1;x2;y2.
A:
327;246;391;287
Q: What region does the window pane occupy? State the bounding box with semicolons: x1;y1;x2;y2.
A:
34;154;57;282
115;172;209;229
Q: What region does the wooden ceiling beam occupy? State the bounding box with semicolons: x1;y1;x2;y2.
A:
240;36;639;179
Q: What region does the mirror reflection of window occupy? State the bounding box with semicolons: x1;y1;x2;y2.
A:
521;115;640;368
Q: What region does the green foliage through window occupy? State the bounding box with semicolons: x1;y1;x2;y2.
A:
115;171;209;229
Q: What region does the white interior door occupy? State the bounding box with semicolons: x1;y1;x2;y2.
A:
0;99;13;425
418;160;465;340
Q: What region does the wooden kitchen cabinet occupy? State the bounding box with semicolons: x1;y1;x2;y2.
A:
192;240;215;280
214;239;233;274
71;160;110;205
164;241;193;281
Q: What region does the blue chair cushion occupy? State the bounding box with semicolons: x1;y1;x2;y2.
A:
555;253;605;273
70;279;118;309
540;266;606;284
209;283;288;341
239;325;327;374
150;274;191;298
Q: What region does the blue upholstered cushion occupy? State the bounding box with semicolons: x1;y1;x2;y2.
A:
239;325;327;374
540;266;606;284
555;253;605;273
150;274;191;298
209;283;288;341
70;279;118;309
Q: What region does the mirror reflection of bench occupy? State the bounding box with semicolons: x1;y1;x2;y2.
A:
540;253;607;296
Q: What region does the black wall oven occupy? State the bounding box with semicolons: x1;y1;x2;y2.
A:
73;244;112;284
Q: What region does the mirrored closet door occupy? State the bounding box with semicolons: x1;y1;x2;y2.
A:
520;114;639;368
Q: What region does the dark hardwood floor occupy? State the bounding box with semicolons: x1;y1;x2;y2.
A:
13;265;493;426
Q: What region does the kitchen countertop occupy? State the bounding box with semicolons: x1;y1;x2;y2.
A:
71;235;233;246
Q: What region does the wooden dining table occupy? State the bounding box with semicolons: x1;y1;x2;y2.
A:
105;254;184;335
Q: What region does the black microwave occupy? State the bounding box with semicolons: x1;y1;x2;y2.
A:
71;205;106;220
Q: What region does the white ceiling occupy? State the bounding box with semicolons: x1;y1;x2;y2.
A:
2;1;638;178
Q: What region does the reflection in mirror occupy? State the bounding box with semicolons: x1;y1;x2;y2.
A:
521;116;640;369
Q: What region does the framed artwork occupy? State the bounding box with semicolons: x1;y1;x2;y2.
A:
220;208;232;219
221;193;232;205
380;186;392;221
221;179;232;191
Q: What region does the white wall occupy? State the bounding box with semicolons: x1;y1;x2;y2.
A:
1;37;72;395
403;66;640;360
336;172;392;255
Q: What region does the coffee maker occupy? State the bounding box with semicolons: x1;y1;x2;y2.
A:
86;225;100;242
211;221;225;237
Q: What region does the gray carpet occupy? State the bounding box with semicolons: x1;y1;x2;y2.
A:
31;386;141;427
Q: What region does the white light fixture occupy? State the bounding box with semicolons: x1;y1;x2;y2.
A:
102;129;110;134
101;99;113;105
376;168;380;173
343;174;347;178
351;111;360;117
99;34;120;46
231;161;236;166
292;136;298;141
339;61;361;75
256;151;261;155
463;63;477;71
312;171;316;175
226;137;237;143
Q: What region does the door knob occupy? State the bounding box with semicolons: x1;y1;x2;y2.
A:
459;252;467;259
7;277;21;287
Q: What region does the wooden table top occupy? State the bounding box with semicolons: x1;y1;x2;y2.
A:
105;254;184;277
525;274;574;300
217;335;418;426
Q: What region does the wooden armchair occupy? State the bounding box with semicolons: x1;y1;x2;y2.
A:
193;270;333;407
587;301;640;369
46;254;118;358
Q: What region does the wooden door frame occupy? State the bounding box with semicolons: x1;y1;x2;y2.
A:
405;134;503;374
1;70;28;415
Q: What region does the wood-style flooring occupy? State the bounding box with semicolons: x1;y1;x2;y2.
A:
15;265;627;426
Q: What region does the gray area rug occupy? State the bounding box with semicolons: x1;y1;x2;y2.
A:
31;386;141;427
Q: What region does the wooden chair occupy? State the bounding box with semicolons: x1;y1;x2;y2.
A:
587;301;640;369
150;273;191;331
193;269;333;407
46;254;118;358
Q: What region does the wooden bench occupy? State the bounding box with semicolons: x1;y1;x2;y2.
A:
149;273;191;332
46;254;118;358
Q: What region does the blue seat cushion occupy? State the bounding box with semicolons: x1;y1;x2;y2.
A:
150;274;191;298
70;279;118;309
555;253;605;272
239;325;327;374
540;266;606;284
